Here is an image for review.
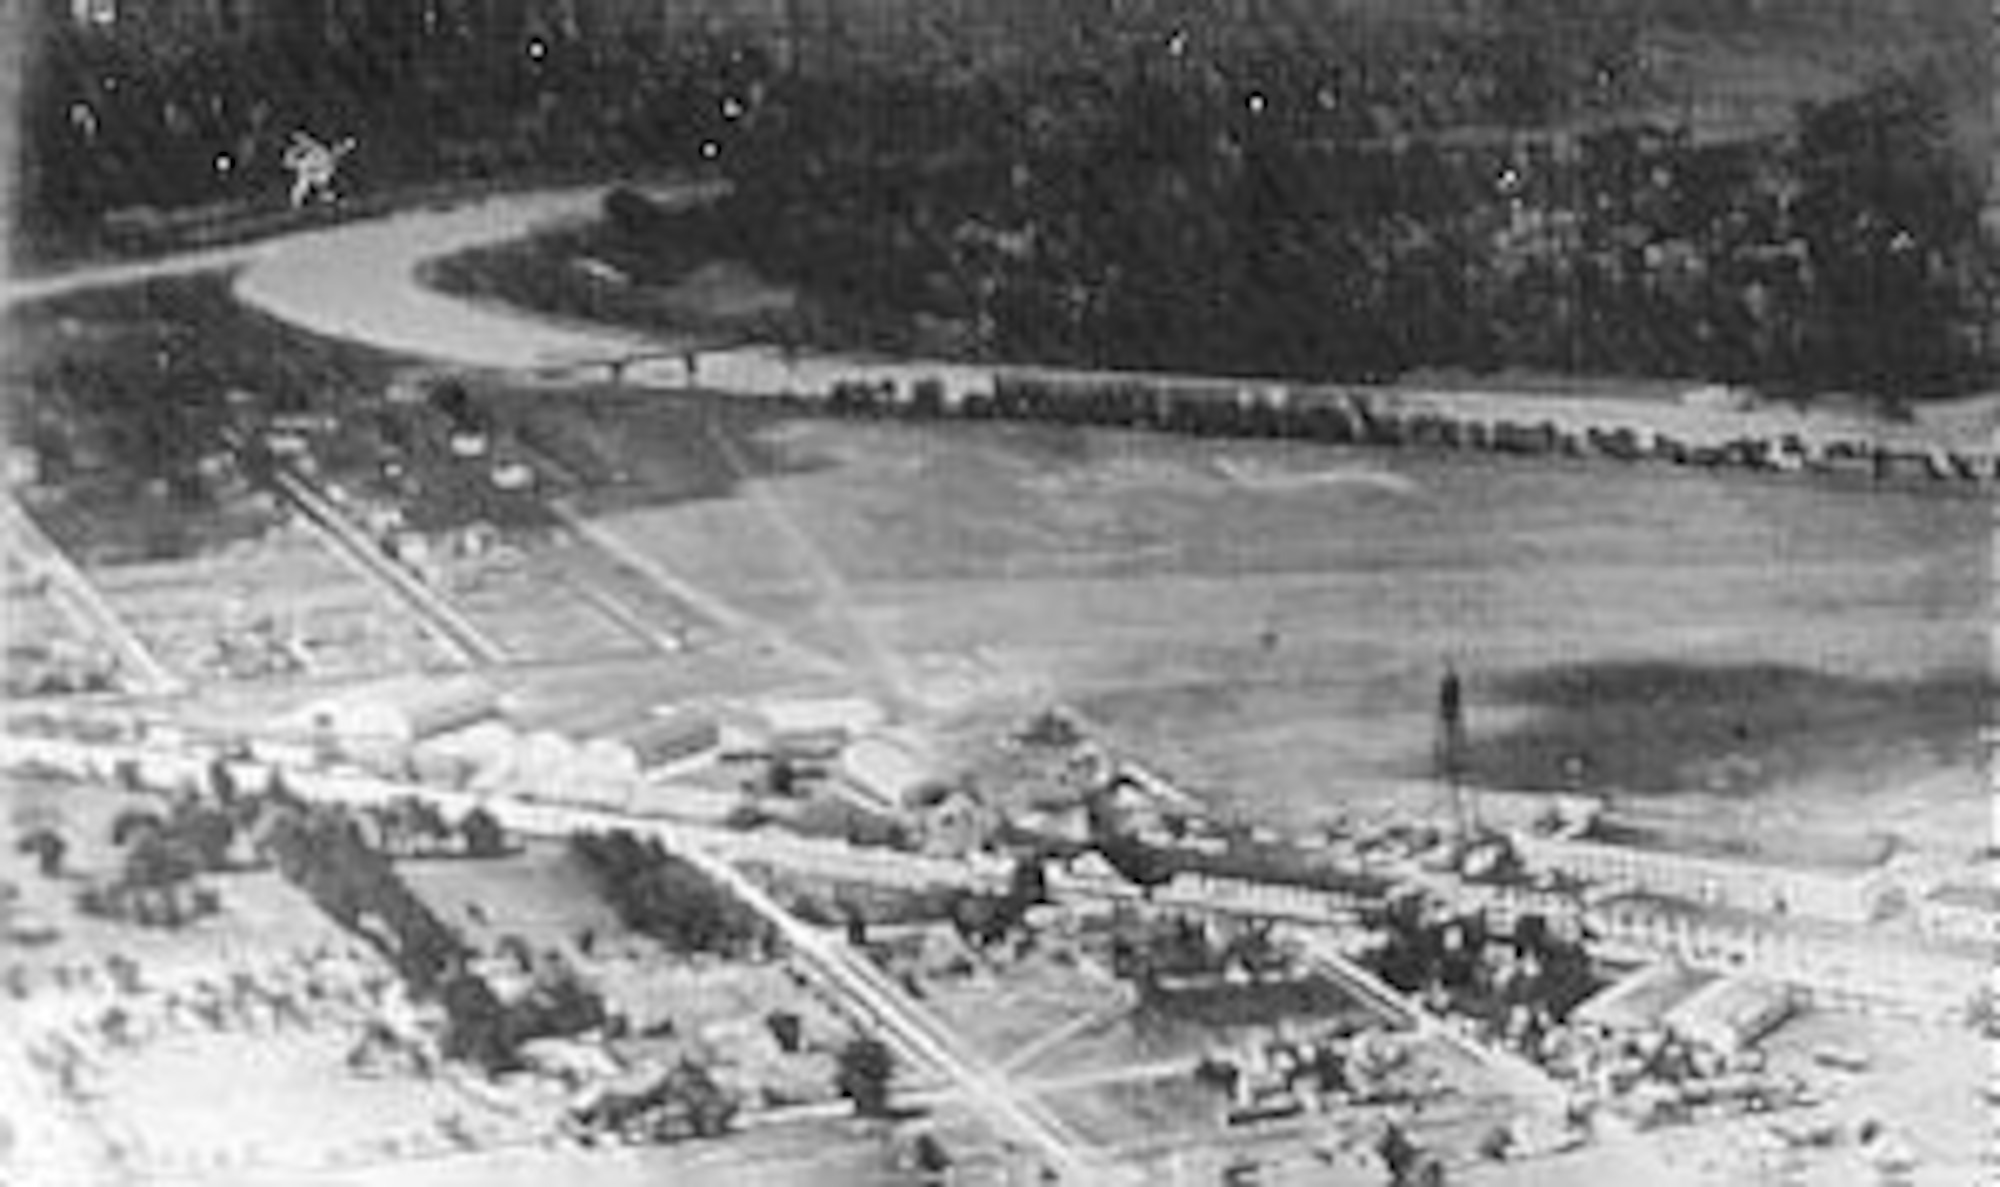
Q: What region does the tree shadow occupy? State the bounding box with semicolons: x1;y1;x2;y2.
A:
1458;660;1989;797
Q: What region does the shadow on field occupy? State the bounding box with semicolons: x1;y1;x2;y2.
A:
1460;661;1989;797
481;386;829;516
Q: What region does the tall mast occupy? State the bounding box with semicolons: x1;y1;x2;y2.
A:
1436;662;1471;837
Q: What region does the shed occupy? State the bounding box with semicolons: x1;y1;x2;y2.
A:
609;709;723;772
574;736;641;785
1574;961;1717;1035
836;733;936;809
299;676;501;752
422;721;520;789
1916;881;2000;945
1664;975;1796;1053
514;730;579;794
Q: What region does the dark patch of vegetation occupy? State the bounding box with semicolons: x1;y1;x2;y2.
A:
6;276;401;563
1458;660;1989;795
1139;977;1373;1029
569;831;771;956
569;1058;740;1143
261;800;473;996
703;66;1990;399
833;1035;897;1117
467;382;824;517
262;797;606;1072
1368;901;1599;1028
17;10;768;254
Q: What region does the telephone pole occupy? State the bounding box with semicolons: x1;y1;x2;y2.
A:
1436;662;1473;837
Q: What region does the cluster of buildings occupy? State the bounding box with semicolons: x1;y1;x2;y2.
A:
1499;822;1993;1027
1584;892;1984;1026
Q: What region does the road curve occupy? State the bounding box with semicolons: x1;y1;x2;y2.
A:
231;186;707;372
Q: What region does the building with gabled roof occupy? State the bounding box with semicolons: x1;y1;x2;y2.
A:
1587;891;1986;1026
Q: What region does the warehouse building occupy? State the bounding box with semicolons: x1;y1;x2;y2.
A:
1587;891;1986;1026
1913;880;2000;946
1511;827;1897;925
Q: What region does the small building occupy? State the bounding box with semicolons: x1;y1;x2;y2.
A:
836;733;935;810
1053;851;1144;900
910;783;997;858
296;676;502;759
419;721;520;791
1914;882;2000;946
608;709;724;774
514;730;581;795
1662;975;1796;1053
1573;961;1718;1036
1012;802;1093;847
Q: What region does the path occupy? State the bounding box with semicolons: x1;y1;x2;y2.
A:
2;241;274;308
230;186;704;372
7;183;1992;457
1;492;184;695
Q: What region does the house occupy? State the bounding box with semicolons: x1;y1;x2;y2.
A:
1010;801;1092;847
835;733;935;810
1051;851;1143;900
910;783;997;858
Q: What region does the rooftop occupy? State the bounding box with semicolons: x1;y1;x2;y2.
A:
1593;891;1990;963
1923;881;2000;914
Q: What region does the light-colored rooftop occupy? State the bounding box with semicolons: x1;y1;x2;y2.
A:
1923;880;2000;914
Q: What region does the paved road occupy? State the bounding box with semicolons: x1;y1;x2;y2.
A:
9;183;1994;459
1;492;184;695
218;185;1995;458
230;186;699;372
2;241;275;308
662;832;1114;1185
252;448;508;667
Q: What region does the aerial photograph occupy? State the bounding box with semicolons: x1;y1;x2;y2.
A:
0;1;1992;1184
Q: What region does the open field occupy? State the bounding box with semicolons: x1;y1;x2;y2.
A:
7;263;1985;862
887;941;1124;1068
89;520;455;685
559;409;1987;855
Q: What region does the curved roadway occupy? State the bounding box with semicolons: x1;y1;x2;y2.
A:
232;186;677;372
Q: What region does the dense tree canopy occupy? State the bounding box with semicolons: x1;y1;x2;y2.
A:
708;65;1990;399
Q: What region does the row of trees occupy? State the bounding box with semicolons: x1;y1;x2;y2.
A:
568;831;772;957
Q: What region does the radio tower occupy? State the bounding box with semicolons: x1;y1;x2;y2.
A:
1435;662;1473;838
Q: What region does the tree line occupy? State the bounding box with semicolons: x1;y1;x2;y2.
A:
711;67;1991;400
